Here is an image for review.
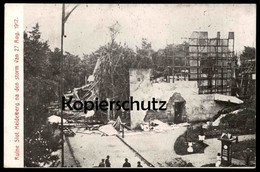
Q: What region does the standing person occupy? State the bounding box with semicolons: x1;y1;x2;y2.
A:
137;161;143;167
123;158;131;167
216;153;221;167
105;155;111;167
98;159;105;167
198;125;205;145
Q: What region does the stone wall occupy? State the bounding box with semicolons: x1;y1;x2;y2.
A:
129;69;226;129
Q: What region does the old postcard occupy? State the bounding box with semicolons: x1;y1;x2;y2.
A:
4;4;256;168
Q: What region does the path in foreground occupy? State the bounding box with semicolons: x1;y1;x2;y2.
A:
66;129;149;168
122;127;187;167
64;126;255;167
65;126;187;167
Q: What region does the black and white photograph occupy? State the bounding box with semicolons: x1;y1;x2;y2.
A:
4;3;256;168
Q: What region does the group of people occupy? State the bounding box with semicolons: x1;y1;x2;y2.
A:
98;156;111;167
98;155;143;167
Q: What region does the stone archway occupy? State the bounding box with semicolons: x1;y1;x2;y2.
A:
166;93;186;124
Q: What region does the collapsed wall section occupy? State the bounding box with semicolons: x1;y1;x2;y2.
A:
129;69;153;128
129;68;226;129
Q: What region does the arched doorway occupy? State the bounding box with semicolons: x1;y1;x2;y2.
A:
167;93;186;124
174;101;185;124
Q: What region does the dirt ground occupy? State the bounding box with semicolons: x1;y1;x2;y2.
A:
63;125;255;168
123;127;187;166
65;128;149;168
64;126;187;167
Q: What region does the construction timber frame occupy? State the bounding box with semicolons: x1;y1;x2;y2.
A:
163;31;235;95
94;43;131;122
234;48;256;99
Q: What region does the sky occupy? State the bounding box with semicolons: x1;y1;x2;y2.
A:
24;4;256;56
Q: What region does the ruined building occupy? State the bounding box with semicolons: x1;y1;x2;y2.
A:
130;32;242;129
153;31;235;95
65;31;242;129
129;68;242;129
188;31;234;95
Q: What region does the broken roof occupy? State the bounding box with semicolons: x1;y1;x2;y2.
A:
214;94;243;104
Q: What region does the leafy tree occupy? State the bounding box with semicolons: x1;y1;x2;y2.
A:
24;23;97;166
240;46;255;66
48;48;62;82
63;52;82;91
24;24;58;134
24;24;60;166
80;53;99;84
24;123;61;167
238;46;256;109
151;42;189;79
89;39;139;121
24;23;51;79
136;38;154;68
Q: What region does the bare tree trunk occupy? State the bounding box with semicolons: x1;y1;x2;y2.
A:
109;41;115;120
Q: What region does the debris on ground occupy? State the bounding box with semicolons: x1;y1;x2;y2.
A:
85;124;100;130
214;94;244;104
212;108;245;126
140;122;149;131
158;158;194;167
74;127;102;135
140;119;173;132
171;122;190;128
98;124;118;136
64;127;76;137
48;115;68;124
113;116;122;131
202;121;212;129
150;119;172;131
107;120;116;125
212;114;227;126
